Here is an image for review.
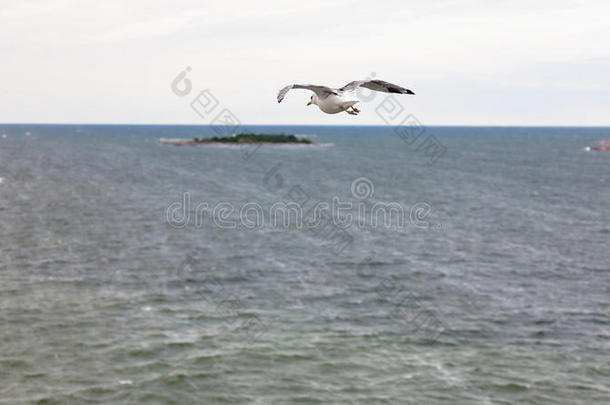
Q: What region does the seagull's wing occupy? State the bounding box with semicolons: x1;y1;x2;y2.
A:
339;80;415;95
277;84;338;103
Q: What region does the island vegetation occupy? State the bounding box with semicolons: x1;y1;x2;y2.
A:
162;133;313;146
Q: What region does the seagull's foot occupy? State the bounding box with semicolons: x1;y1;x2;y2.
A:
345;106;359;115
352;107;360;113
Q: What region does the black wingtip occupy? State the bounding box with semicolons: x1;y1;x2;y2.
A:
389;87;415;95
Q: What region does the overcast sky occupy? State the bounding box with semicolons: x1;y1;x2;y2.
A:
2;0;609;125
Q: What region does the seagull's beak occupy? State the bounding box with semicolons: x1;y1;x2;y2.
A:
306;101;312;106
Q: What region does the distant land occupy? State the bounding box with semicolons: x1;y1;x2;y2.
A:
161;133;314;146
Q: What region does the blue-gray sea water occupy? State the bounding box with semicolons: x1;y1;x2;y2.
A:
1;125;609;404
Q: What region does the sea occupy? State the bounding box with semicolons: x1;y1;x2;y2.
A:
0;124;609;404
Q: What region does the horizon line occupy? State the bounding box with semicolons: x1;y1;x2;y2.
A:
2;123;610;128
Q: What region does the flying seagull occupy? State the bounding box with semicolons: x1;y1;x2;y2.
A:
277;79;414;115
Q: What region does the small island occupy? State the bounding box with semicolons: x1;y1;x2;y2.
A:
161;133;313;146
587;140;610;151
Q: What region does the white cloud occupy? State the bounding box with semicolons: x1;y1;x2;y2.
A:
1;0;609;125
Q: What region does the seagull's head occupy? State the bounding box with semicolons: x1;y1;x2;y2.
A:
306;94;317;106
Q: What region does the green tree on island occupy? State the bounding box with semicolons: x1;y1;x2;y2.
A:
194;133;312;144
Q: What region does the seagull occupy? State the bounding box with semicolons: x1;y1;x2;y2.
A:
277;79;414;115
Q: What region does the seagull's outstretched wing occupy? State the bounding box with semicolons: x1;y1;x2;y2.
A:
277;84;338;103
339;80;415;95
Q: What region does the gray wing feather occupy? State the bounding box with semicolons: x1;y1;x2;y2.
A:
339;80;415;95
277;84;337;103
